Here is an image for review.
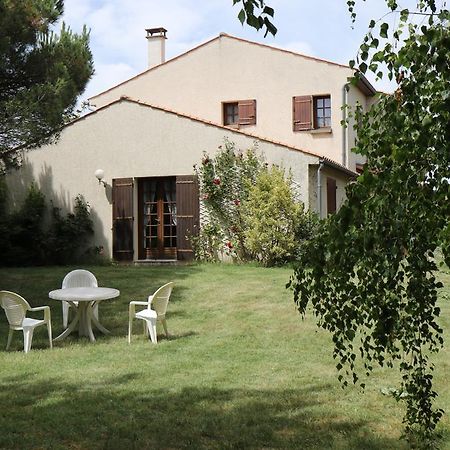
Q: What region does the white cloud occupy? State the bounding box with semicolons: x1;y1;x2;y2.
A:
82;62;136;103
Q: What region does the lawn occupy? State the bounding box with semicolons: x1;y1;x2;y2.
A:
0;263;449;449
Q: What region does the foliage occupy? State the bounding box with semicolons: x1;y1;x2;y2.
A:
189;222;224;263
194;140;315;266
194;139;265;261
45;195;94;265
0;0;94;173
290;0;449;445
6;183;47;264
232;0;277;36
243;166;302;267
0;183;94;266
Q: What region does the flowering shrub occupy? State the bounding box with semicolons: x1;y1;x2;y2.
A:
194;139;317;265
194;138;264;261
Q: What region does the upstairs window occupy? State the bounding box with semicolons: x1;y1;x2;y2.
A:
223;100;256;127
314;96;331;128
293;95;331;131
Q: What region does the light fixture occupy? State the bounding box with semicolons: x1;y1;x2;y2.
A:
95;169;107;187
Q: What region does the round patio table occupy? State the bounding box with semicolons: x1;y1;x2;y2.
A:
49;287;120;342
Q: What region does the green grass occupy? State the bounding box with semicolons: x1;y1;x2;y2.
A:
0;263;449;449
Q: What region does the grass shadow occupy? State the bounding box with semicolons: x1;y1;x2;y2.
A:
0;375;406;450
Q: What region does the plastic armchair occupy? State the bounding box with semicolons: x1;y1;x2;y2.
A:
128;282;174;344
62;269;98;328
0;290;52;353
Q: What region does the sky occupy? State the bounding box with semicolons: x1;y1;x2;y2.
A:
60;0;400;104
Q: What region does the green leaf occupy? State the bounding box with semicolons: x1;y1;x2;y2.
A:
263;6;275;17
238;8;246;25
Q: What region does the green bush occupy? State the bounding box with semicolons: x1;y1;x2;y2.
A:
45;195;94;264
194;140;317;266
242;166;302;266
0;183;95;266
195;139;264;260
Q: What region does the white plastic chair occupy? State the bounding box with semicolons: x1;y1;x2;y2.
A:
128;282;174;344
62;269;98;328
0;290;52;353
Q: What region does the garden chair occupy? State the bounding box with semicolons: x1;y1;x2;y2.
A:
0;290;52;353
62;269;99;328
128;282;174;344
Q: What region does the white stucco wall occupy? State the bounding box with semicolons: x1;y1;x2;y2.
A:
91;35;371;171
6;99;325;259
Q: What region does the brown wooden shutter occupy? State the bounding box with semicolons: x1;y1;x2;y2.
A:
238;99;256;125
112;178;134;261
176;175;200;260
327;177;337;215
293;96;312;131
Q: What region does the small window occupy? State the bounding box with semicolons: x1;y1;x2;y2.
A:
293;94;331;131
314;96;331;128
224;102;239;126
223;100;256;127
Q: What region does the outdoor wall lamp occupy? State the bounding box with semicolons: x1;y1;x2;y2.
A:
95;169;107;187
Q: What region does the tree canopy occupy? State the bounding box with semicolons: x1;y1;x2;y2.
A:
0;0;93;173
288;0;449;446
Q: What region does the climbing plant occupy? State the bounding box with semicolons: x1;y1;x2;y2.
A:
289;0;449;446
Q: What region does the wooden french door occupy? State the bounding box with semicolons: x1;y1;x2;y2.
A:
139;177;177;259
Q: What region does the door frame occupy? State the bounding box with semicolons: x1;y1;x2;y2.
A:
137;176;177;260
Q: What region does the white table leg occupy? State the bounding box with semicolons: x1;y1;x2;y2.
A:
53;303;80;341
78;302;96;342
91;301;111;335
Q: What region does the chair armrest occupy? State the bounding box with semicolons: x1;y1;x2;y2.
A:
129;301;148;316
29;305;51;322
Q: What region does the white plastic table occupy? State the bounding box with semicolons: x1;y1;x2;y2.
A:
49;287;120;342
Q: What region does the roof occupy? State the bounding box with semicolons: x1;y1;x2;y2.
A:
69;96;358;177
89;33;377;101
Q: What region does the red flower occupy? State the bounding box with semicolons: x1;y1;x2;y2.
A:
226;241;233;249
234;199;240;206
213;177;221;185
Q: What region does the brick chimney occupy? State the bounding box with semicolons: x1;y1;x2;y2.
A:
145;27;167;68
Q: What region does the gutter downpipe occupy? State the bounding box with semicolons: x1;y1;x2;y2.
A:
342;83;350;168
317;159;325;219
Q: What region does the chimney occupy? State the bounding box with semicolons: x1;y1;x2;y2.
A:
145;27;167;68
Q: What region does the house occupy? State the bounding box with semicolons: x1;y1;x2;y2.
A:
6;29;377;263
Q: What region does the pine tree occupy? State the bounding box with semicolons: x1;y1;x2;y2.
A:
0;0;93;173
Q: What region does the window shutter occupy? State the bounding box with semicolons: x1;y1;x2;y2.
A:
112;178;134;261
293;96;312;131
238;99;256;125
176;175;200;260
327;177;337;215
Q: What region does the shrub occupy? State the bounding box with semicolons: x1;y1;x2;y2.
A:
195;139;264;260
45;195;94;264
5;184;47;265
194;140;317;266
0;183;95;266
242;166;302;266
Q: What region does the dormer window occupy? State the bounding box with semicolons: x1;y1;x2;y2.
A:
222;100;256;127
